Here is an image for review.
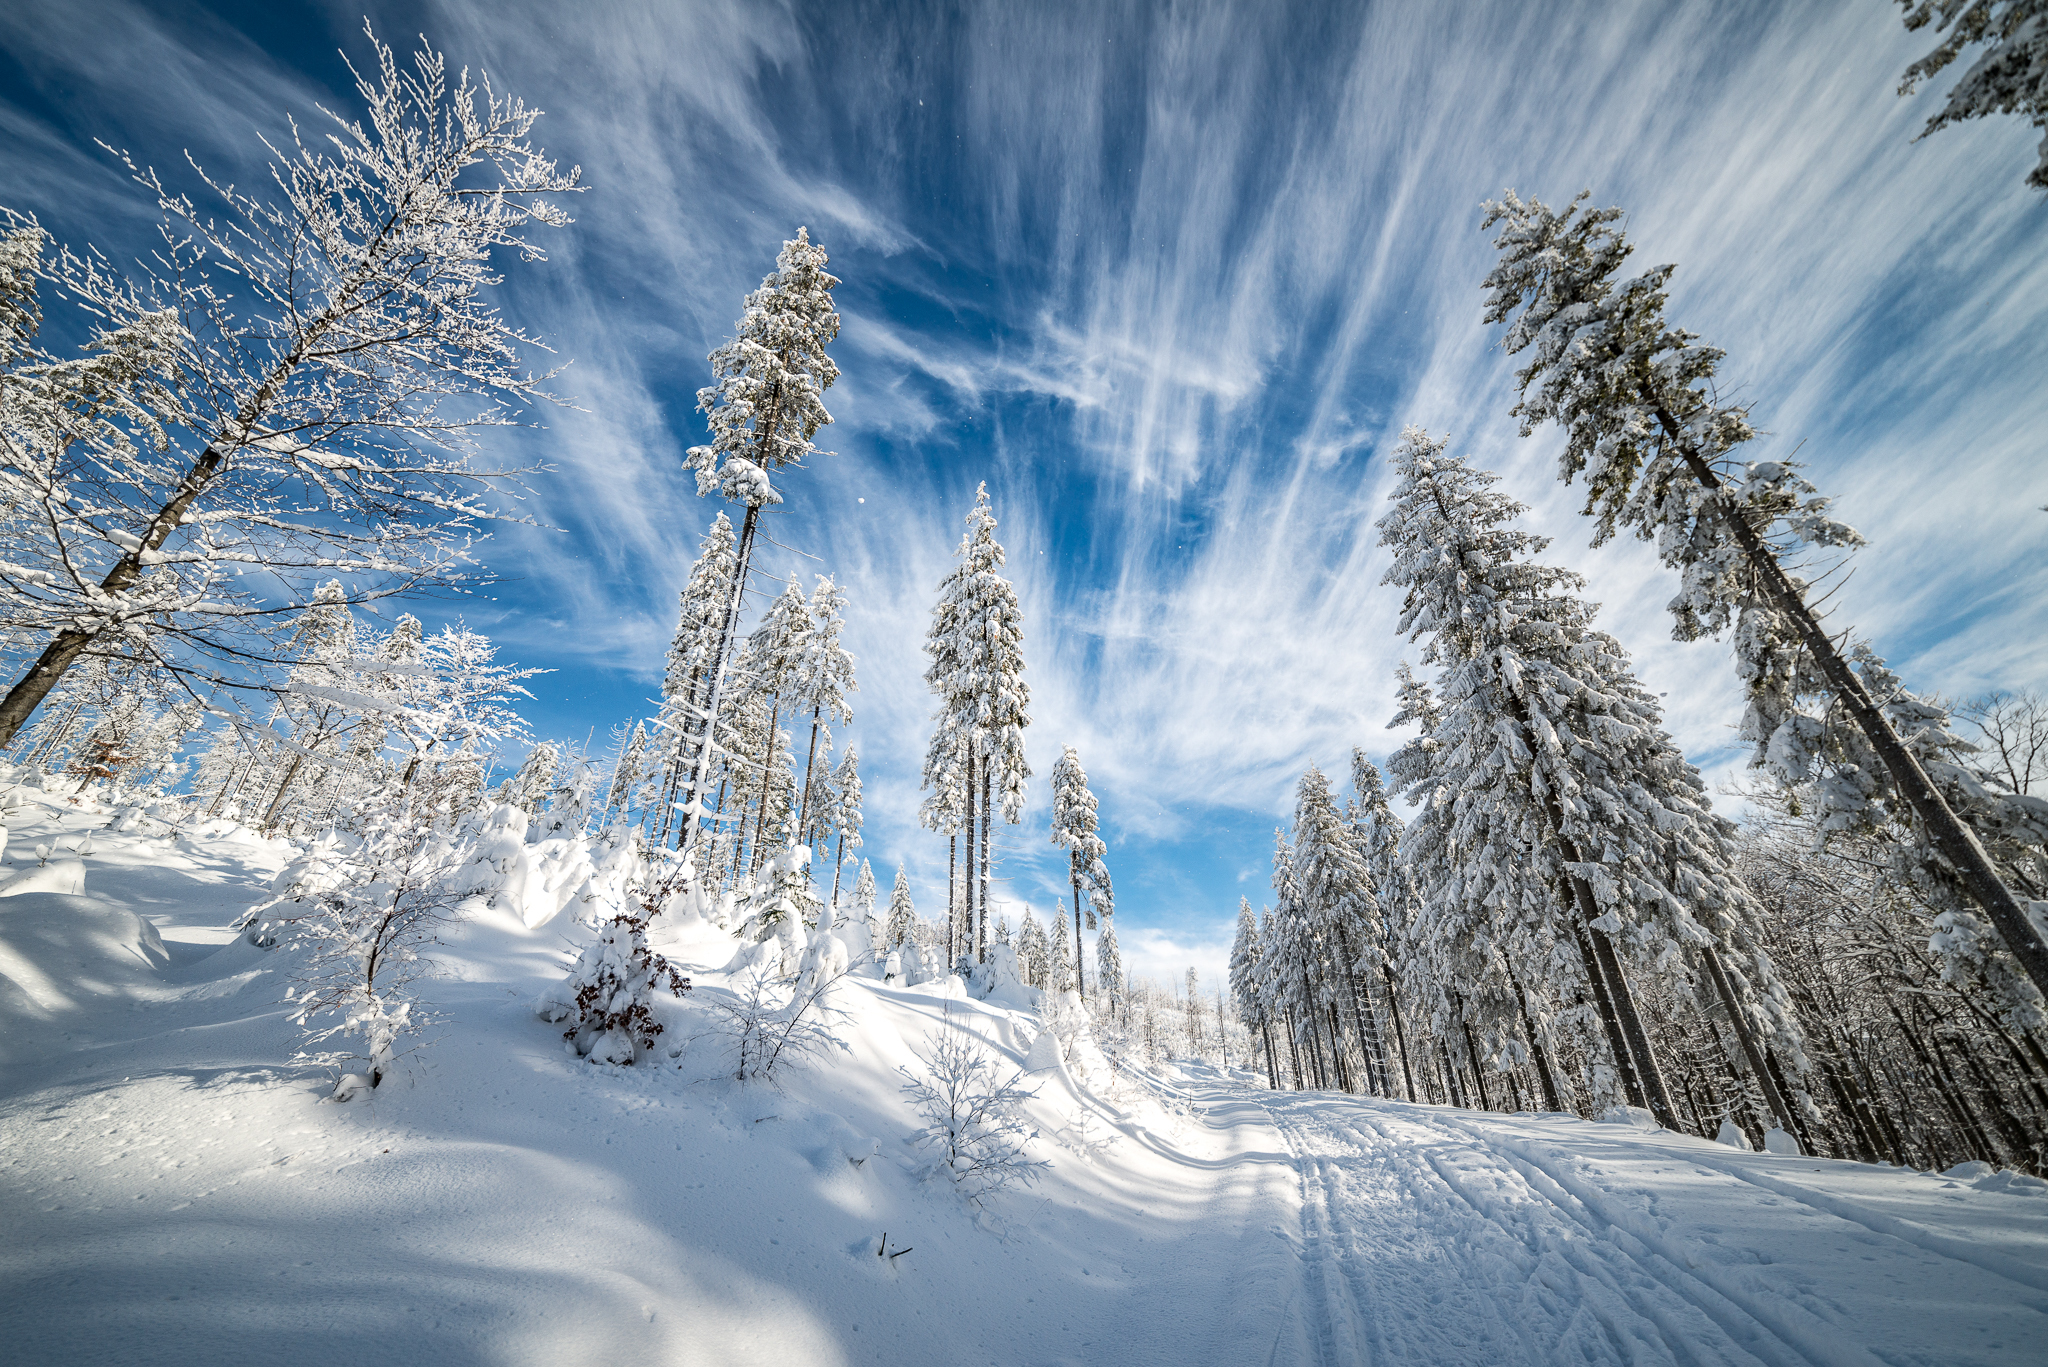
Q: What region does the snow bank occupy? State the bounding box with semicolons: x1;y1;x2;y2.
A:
0;891;168;1055
0;858;85;898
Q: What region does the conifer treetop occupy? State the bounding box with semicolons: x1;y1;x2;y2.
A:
686;227;840;508
1479;191;1862;642
1050;744;1112;919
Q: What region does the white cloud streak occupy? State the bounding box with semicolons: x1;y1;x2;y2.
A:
3;0;2042;958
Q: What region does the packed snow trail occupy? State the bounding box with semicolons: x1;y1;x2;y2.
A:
1;790;2045;1364
1225;1083;2048;1367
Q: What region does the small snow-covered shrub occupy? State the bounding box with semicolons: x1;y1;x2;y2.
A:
538;902;690;1064
901;1025;1048;1202
704;963;845;1082
249;802;471;1096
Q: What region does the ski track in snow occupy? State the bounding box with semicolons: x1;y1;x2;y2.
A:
1;790;2045;1365
1226;1085;2048;1367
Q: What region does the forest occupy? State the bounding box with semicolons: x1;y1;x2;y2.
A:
1;6;2044;1364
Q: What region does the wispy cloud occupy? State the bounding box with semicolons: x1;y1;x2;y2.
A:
3;0;2041;959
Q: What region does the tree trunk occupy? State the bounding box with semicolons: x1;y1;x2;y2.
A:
979;766;992;964
830;831;845;910
1284;1011;1305;1090
1333;924;1385;1095
0;442;231;747
1701;945;1799;1144
1591;930;1679;1129
962;749;975;969
1261;1020;1280;1090
1506;678;1676;1125
1650;402;2048;1001
748;697;782;876
261;750;307;833
1511;970;1564;1113
1071;868;1087;1002
1382;964;1417;1102
1569;913;1648;1109
796;710;822;838
1461;1021;1494;1111
681;503;762;868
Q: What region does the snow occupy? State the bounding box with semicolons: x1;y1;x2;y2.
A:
2;786;2045;1365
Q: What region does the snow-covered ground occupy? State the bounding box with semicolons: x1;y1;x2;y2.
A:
2;788;2044;1366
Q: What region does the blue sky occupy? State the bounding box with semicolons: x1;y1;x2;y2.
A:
3;0;2043;987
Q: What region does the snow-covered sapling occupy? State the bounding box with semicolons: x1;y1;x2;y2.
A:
704;962;846;1082
900;1025;1048;1202
538;900;691;1065
253;806;471;1097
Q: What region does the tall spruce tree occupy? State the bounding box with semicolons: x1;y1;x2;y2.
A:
1096;918;1124;1016
652;512;738;846
1481;191;2048;1016
923;485;1031;963
1380;426;1814;1137
827;748;863;907
1292;766;1389;1095
1229;896;1281;1089
677;228;840;871
1050;745;1113;1000
1347;751;1420;1102
791;574;857;840
887;863;916;950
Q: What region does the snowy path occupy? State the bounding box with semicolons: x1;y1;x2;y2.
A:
1221;1084;2048;1367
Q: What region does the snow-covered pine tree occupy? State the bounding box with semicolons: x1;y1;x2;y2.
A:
1050;911;1073;994
735;578;814;875
887;863;917;950
1896;0;2048;190
1049;745;1112;1000
1229;896;1281;1088
922;529;975;962
1096;918;1124;1017
826;747;863;907
651;512;738;846
0;32;580;748
677;226;840;867
1347;750;1420;1102
603;721;650;827
1017;906;1049;988
1291;765;1389;1095
501;743;560;819
1481;190;2048;1012
924;486;1032;964
1266;827;1349;1091
851;858;880;956
1379;427;1814;1137
791;574;857;839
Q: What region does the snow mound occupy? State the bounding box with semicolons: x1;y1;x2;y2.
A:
0;891;168;1046
0;858;86;898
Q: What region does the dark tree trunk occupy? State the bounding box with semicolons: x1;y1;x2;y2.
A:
962;749;975;968
979;766;992;964
1383;965;1417;1102
1071;868;1086;1002
1701;945;1798;1144
1511;970;1564;1113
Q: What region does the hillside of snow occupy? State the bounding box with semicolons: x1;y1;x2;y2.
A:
2;785;2045;1367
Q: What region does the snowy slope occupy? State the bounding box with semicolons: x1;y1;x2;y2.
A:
1;788;2044;1366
